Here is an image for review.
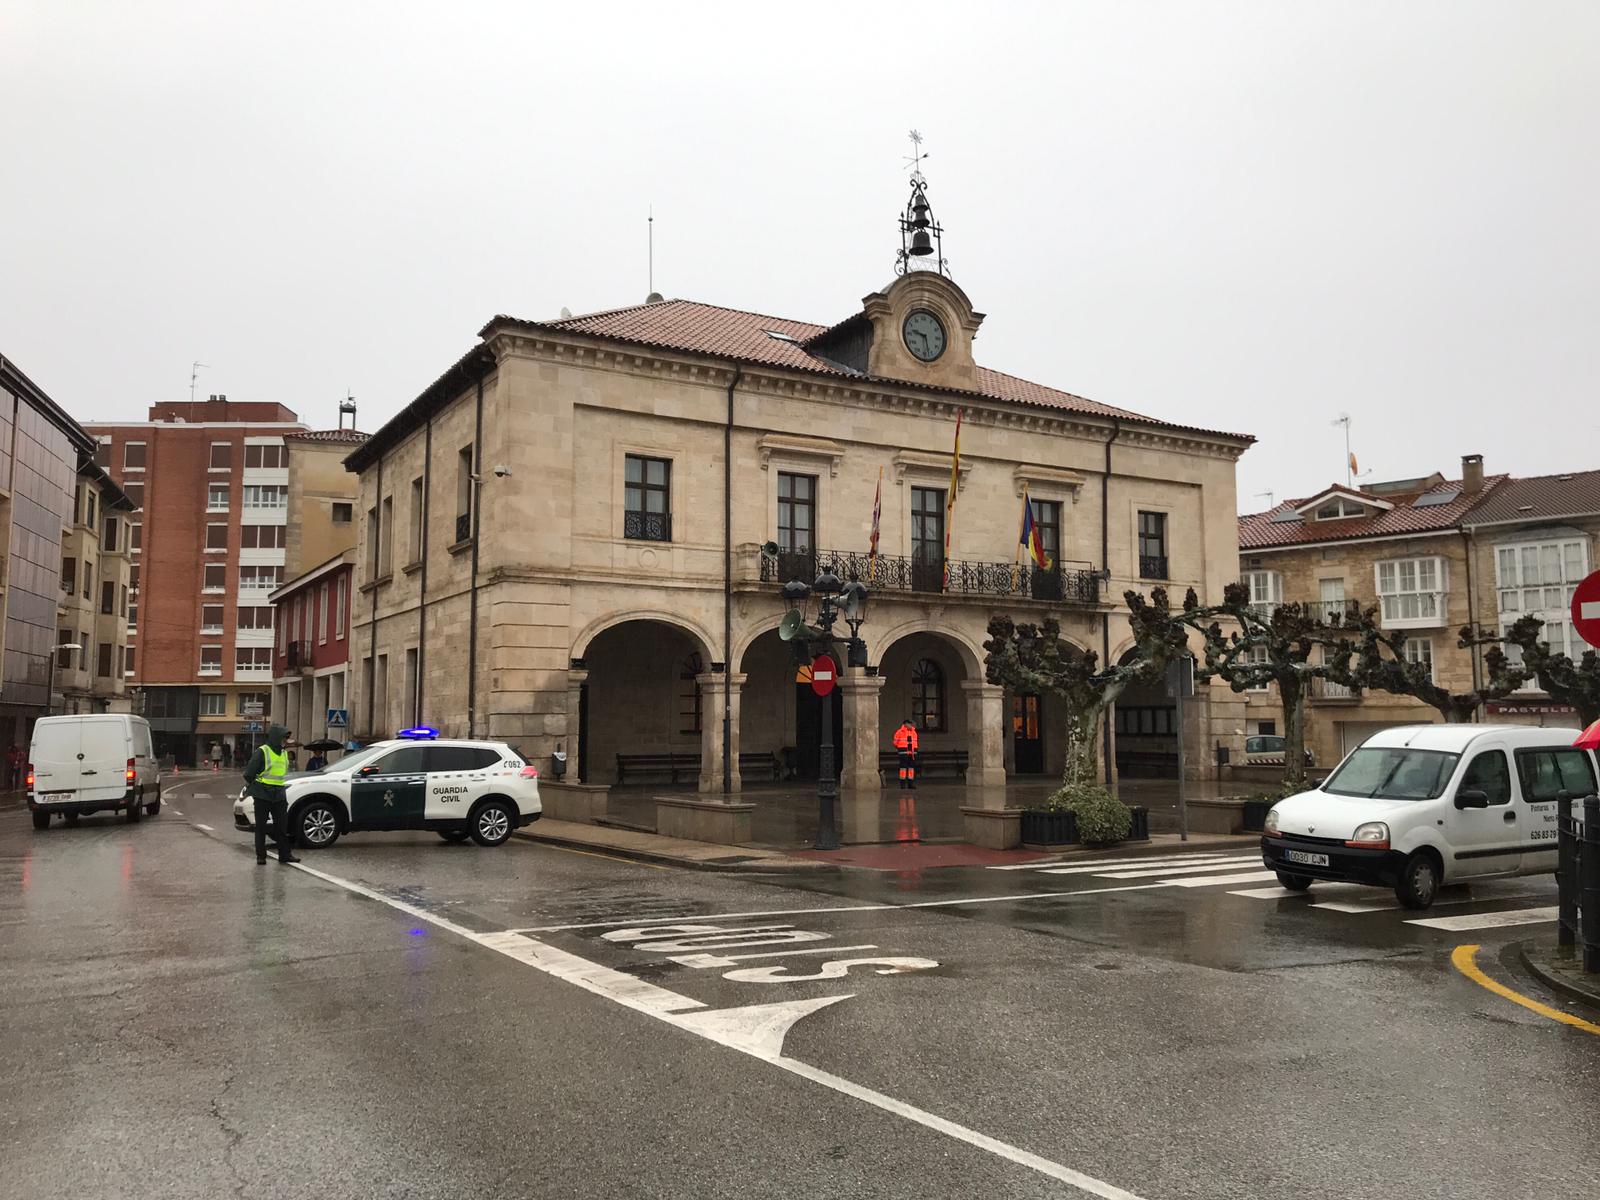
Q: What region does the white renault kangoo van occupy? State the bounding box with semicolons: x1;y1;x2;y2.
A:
28;714;161;829
1262;724;1591;909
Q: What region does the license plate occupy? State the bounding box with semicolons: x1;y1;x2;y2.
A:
1284;849;1329;867
41;791;73;802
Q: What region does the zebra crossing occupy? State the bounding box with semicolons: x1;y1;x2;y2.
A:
990;849;1557;932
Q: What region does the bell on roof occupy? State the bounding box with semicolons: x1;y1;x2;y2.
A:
895;132;949;278
909;228;934;256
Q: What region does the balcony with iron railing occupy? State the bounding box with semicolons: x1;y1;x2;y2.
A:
1139;554;1169;581
284;640;313;673
624;510;672;542
759;547;1104;605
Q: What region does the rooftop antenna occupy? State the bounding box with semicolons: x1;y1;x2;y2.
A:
1331;413;1354;486
338;390;357;431
190;360;209;404
1253;490;1275;509
645;206;663;303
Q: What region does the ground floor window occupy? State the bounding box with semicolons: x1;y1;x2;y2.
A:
679;653;703;735
912;659;945;731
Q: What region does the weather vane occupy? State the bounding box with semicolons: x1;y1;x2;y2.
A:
904;129;929;185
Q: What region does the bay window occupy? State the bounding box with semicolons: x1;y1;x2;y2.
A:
1375;556;1445;628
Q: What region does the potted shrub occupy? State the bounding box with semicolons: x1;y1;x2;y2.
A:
1020;803;1079;847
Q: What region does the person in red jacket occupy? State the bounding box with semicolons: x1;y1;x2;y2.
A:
892;720;919;791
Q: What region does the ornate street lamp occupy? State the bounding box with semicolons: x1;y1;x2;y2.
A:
777;565;869;850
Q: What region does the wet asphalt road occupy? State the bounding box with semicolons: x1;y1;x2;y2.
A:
4;777;1600;1200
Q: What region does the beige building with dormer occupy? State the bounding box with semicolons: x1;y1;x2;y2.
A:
343;197;1254;838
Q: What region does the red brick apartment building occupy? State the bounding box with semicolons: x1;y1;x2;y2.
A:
86;396;306;765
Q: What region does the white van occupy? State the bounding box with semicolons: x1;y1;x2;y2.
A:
1262;724;1592;909
28;714;161;829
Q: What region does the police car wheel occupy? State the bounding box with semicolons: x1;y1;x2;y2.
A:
296;801;341;849
437;830;470;843
470;801;515;847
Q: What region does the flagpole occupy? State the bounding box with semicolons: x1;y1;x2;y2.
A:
868;466;883;583
943;409;963;593
1012;484;1027;591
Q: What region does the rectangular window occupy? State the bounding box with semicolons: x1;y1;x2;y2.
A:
456;446;473;533
408;476;424;563
205;523;229;551
624;455;672;541
241;485;287;510
379;495;394;576
239;566;281;591
83;560;93;601
200;692;228;717
777;472;816;554
239;524;286;549
1138;511;1168;579
238;606;274;630
236;646;272;672
120;583;128;617
1403;637;1435;682
318;583;329;643
86;489;96;528
332;501;353;524
204;563;226;591
201;604;224;633
375;653;390;730
244;443;286;469
367;505;379;576
1246;643;1271;691
61;556;75;594
1376;556;1444;626
122;481;143;510
1496;538;1588;629
405;647;419;725
1245;569;1283;615
207;483;230;510
102;515;119;552
335;574;347;639
124;442;147;471
97;642;113;677
129;522;141;552
129;564;139;595
127;602;136;631
1515;748;1598;802
277;607;287;651
199;646;222;675
1031;499;1062;563
209;442;232;470
56;631;75;671
910;486;946;592
94;438;111;468
100;580;115;615
123;645;135;676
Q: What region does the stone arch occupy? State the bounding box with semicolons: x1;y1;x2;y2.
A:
571;610;716;664
866;618;984;677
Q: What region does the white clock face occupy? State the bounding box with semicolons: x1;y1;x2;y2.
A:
903;310;947;362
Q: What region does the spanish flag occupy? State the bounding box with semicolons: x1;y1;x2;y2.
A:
942;409;962;590
1019;489;1051;569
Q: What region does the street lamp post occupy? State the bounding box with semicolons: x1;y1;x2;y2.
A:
45;642;83;718
779;568;868;851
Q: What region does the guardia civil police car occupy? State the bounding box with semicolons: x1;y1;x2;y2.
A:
233;728;541;849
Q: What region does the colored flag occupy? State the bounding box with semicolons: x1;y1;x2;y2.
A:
943;409;962;590
868;467;883;581
1019;488;1052;569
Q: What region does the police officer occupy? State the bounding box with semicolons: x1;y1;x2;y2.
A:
892;719;920;791
244;724;300;865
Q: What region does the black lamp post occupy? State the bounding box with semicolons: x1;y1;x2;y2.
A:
779;567;868;851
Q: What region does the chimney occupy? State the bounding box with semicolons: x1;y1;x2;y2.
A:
1462;454;1484;495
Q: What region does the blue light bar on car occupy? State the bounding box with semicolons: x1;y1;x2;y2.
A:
397;726;439;740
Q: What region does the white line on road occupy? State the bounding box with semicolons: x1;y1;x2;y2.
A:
990;851;1235;872
194;823;213;832
1405;905;1559;931
1095;858;1263;880
1168;870;1280;888
514;882;1174;933
1038;854;1258;876
289;858;1150;1200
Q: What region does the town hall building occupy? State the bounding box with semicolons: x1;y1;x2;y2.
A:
343;182;1254;841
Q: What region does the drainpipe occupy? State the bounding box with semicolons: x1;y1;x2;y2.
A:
467;374;485;738
723;364;742;796
1461;526;1482;695
1101;417;1122;785
367;455;382;738
417;415;431;724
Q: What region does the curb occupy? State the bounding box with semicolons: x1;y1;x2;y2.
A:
1515;939;1600;1013
513;829;830;874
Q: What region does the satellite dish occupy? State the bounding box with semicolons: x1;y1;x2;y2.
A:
779;609;804;641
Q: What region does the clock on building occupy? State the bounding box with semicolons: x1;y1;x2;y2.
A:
902;310;946;362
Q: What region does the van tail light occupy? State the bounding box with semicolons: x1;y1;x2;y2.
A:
25;763;34;790
126;757;136;784
519;766;539;779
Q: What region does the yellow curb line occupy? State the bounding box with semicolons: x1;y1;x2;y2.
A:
1451;944;1600;1036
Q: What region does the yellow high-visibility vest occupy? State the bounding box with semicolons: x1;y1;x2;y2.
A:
259;745;289;786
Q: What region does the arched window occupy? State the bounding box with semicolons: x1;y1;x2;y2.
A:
911;658;944;731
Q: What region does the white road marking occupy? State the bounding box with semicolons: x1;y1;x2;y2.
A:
515;882;1174;933
1038;854;1259;876
1168;870;1280;888
990;851;1235;872
1096;858;1263;880
194;823;213;832
289;858;1150;1200
1404;905;1559;931
1310;899;1400;913
1229;886;1308;900
171;810;183;816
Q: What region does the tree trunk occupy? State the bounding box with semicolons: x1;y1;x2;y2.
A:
1281;678;1308;791
1062;704;1102;789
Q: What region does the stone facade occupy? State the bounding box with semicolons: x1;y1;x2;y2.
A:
56;464;135;715
346;271;1253;806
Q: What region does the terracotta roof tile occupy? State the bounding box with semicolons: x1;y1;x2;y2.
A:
491;298;1250;441
288;428;369;444
1239;476;1509;549
1461;469;1600;525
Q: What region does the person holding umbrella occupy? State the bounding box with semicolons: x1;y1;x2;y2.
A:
303;737;341;773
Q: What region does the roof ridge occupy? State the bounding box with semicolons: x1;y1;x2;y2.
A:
538;295;830;333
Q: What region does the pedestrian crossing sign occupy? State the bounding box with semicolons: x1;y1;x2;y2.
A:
327;708;348;728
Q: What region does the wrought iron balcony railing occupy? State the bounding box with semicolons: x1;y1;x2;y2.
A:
760;547;1102;604
1139;554;1169;580
285;641;313;673
455;512;472;544
624;510;672;542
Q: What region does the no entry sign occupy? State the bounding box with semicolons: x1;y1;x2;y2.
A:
1572;570;1600;650
810;654;837;697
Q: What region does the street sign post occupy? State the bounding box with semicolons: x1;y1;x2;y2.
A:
241;701;264;718
1572;570;1600;650
245;721;262;733
810;655;836;697
327;708;348;729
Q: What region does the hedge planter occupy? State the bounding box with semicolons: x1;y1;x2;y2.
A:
1020;809;1079;846
1241;800;1271;833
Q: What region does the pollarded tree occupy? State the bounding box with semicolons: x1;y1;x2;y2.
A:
983;587;1189;788
1347;621;1528;723
1493;615;1600;724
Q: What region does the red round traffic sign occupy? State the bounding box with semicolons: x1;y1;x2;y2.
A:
1570;570;1600;650
810;654;837;697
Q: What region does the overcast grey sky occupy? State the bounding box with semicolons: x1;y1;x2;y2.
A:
3;2;1595;511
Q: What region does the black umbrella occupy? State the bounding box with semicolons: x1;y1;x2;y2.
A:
303;738;343;753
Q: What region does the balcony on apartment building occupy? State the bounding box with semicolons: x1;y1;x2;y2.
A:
284;640;314;674
758;547;1106;605
1247;597;1366;625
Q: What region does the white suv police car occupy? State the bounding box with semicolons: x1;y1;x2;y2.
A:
233;730;541;849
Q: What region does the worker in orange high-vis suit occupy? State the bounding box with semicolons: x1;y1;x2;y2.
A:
892;719;920;791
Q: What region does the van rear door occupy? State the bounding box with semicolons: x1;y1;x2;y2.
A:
76;716;133;805
1513;745;1598;872
31;720;83;800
